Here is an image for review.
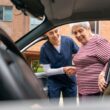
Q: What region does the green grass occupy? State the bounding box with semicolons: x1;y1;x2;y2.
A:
37;67;44;72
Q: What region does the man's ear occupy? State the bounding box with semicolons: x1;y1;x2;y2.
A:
43;34;48;40
44;34;48;38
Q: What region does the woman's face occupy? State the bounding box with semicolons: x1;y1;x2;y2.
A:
72;25;91;45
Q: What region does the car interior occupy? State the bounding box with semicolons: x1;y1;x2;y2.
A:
1;0;110;109
0;28;47;100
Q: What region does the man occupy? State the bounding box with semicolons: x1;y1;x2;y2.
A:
40;27;79;103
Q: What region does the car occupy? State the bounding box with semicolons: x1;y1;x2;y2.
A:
1;0;110;109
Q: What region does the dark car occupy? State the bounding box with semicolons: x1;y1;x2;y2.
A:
1;0;110;109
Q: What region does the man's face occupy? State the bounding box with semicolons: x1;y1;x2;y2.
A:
72;26;91;45
46;28;60;45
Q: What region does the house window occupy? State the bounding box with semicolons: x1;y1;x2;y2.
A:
0;6;13;21
30;17;44;30
89;21;99;34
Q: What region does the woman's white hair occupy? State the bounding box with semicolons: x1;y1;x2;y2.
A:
70;21;91;29
70;21;91;34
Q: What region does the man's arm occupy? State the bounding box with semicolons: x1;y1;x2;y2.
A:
41;64;76;76
41;64;64;76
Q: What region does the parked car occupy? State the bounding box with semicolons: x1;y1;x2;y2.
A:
1;0;110;109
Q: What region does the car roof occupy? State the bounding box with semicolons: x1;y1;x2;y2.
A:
11;0;110;24
11;0;110;50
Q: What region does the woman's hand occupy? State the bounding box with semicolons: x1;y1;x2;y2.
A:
98;71;107;92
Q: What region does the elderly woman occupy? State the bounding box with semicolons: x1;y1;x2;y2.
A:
71;22;110;99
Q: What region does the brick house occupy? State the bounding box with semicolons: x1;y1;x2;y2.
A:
1;0;110;67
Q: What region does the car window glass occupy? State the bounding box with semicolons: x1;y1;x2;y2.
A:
22;20;110;73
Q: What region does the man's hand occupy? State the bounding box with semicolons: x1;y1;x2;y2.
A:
63;66;76;76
